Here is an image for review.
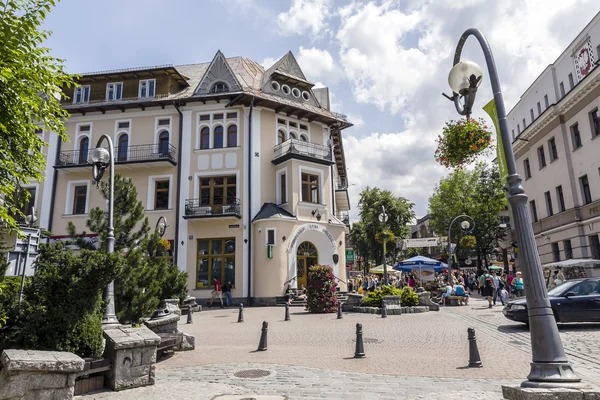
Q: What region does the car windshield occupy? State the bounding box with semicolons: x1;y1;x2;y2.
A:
547;280;579;296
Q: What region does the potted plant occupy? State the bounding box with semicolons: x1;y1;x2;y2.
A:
435;117;492;168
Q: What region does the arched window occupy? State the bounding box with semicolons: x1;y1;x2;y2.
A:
78;137;89;164
200;127;210;149
277;129;286;144
158;131;169;155
300;134;308;142
227;125;237;147
214;126;224;148
117;134;128;161
210;82;229;93
289;132;297;140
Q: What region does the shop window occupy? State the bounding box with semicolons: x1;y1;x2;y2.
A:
196;238;235;288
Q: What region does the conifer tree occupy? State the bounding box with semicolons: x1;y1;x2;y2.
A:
68;174;187;323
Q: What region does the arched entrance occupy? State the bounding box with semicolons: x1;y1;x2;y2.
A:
296;241;318;288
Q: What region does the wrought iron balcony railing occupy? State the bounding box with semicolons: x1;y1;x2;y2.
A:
273;138;332;164
56;143;177;167
337;211;350;226
335;178;348;190
184;198;241;218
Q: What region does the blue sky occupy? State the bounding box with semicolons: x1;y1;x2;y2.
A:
42;0;600;219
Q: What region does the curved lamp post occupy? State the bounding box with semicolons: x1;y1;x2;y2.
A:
90;134;119;327
447;215;474;284
378;206;389;285
155;216;168;238
444;28;581;388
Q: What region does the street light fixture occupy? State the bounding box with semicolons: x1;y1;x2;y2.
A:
444;28;581;388
91;134;119;327
155;216;168;238
447;215;475;285
378;206;389;286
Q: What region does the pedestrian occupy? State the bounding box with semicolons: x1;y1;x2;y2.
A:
222;280;233;307
208;278;224;308
362;278;369;293
479;269;494;308
507;272;515;298
492;271;500;305
513;272;525;297
369;276;377;292
408;275;415;288
348;278;354;293
499;286;508;306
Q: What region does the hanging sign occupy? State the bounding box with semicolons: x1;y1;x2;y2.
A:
345;250;355;263
267;245;273;259
483;99;508;183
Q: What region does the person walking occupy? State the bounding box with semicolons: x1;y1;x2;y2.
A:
479;269;494;308
222;281;233;307
208;278;224;308
492;271;500;305
513;272;525;297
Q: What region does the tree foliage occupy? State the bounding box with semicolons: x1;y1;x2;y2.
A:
428;163;507;267
0;0;74;231
350;187;415;265
68;174;188;324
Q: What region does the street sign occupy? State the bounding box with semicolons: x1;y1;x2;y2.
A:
402;238;442;248
345;250;355;263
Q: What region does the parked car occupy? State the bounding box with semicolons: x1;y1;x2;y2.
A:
503;278;600;324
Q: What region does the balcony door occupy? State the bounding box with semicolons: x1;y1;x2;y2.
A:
199;176;237;214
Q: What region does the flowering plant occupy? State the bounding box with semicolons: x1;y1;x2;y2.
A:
435;118;492;168
306;264;338;313
460;235;477;248
158;238;171;251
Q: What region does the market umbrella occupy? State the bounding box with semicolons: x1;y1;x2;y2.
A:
392;256;447;272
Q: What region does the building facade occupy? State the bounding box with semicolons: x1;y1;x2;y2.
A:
10;50;352;304
507;12;600;265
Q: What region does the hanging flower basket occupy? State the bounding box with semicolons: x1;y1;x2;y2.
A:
435;117;492;168
158;238;171;251
375;229;395;244
460;235;477;248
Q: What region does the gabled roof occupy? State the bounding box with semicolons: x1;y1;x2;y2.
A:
194;50;242;95
252;203;296;222
262;51;309;85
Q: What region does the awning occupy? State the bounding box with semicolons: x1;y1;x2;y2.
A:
542;258;600;269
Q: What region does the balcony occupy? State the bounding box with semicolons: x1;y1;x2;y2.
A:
337;211;350;227
272;139;333;166
55;143;177;169
183;198;241;220
335;178;348;191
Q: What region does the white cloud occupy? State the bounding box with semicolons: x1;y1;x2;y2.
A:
334;0;599;218
277;0;332;37
297;46;339;82
260;57;277;69
345;113;364;127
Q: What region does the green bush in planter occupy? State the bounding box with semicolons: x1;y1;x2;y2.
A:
401;287;419;307
361;285;403;307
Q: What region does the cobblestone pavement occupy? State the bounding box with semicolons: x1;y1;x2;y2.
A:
78;296;600;399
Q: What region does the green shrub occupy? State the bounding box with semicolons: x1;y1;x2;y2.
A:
306;265;338;313
400;286;419;306
16;242;122;358
361;285;402;307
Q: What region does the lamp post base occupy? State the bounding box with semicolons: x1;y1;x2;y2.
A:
522;362;583;388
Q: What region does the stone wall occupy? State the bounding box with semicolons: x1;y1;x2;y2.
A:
0;349;85;400
103;326;160;391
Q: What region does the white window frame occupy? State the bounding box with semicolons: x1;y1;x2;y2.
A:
73;85;90;104
276;115;311;143
20;183;39;217
106;82;123;101
195;111;240;150
265;228;277;246
139;79;156;99
65;180;91;216
154;116;172;146
193;170;240;200
75;122;93;151
299;165;324;205
147;174;173;212
276;167;288;205
225;122;239;148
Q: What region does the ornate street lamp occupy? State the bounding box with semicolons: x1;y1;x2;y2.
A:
447;215;474;284
443;28;581;388
90;134;119;327
378;206;389;285
155;216;168;238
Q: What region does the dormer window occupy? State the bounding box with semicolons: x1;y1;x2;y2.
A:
210;82;229;93
139;79;155;99
73;85;90;104
106;82;123;101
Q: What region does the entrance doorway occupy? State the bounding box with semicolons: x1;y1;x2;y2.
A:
296;241;318;288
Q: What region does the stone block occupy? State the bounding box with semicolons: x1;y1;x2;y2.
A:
1;350;84;373
177;333;195;351
502;386;588;400
104;326;161;350
163;299;182;316
383;295;401;306
27;387;74;400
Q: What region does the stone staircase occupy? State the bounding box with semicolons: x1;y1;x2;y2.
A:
276;291;348;307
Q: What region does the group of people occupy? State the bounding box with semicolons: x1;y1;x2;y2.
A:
283;284;307;305
476;270;524;308
207;278;233;308
348;273;421;294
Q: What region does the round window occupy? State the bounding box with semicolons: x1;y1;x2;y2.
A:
281;84;291;95
292;87;301;98
271;81;280;91
302;91;310;101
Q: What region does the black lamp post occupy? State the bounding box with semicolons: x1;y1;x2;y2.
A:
156;216;168;238
90;134;119;327
444;28;581;388
378;206;389;285
447;215;474;284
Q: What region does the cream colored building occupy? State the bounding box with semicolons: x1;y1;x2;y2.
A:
507;12;600;266
14;51;352;305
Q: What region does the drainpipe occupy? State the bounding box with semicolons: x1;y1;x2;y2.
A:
329;127;336;218
47;136;62;234
247;97;255;305
174;102;184;266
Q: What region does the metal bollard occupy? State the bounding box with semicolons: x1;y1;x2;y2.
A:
238;303;244;323
257;321;268;351
337;302;343;319
186;309;193;324
381;299;387;318
467;327;483;367
284;303;291;321
354;323;365;358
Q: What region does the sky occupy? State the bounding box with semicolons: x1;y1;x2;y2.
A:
42;0;599;220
